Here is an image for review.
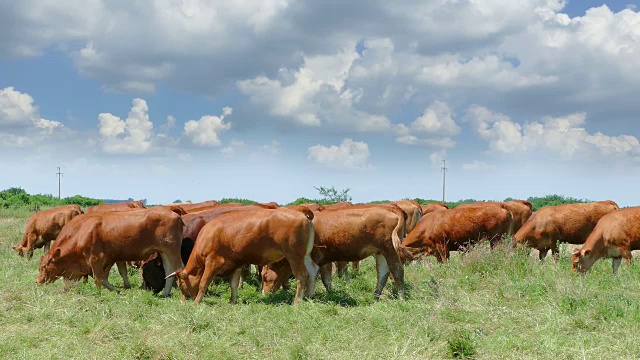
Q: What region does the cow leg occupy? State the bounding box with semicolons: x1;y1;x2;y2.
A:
374;253;390;300
319;263;333;291
90;257;115;292
286;256;311;304
159;251;184;298
43;241;51;254
194;258;225;304
229;268;243;304
538;247;549;261
335;261;348;280
612;257;622;274
303;255;319;297
351;261;360;273
115;261;131;289
384;252;405;300
550;243;560;263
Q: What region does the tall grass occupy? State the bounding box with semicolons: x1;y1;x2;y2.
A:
1;212;639;359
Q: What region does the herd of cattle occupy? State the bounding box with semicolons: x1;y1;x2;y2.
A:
8;198;640;304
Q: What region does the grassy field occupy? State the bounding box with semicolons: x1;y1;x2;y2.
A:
2;211;640;359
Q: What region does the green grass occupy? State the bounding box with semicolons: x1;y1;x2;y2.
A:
2;212;640;359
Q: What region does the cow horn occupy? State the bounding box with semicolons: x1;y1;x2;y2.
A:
165;271;178;279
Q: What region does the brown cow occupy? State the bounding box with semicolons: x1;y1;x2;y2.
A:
141;204;265;293
421;203;448;215
167;207;317;304
152;204;187;215
457;200;532;234
85;201;146;214
402;204;513;262
37;207;184;297
13;204;83;258
391;200;422;234
325;203;408;274
262;206;406;300
513;200;619;260
572;206;640;274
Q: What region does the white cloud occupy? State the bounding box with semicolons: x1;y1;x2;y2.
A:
395;101;460;148
466;105;640;160
0;87;64;146
308;138;371;169
183;107;232;147
238;46;391;132
98;98;153;154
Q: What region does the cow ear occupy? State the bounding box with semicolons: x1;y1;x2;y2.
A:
177;269;186;280
49;248;61;262
582;249;592;258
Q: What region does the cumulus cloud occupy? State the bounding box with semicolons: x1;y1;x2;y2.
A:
183;107;232;147
98;98;153;154
239;47;391;133
466;105;640;159
395;101;460;147
308;138;371;169
0;87;64;147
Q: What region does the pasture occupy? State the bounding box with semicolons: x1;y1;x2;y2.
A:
2;210;640;359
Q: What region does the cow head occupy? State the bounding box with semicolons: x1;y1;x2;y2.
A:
172;269;199;300
36;248;61;284
571;249;594;273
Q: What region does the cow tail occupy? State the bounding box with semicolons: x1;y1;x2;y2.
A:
391;212;403;252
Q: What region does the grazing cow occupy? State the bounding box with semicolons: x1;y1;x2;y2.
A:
167;207;317;304
262;206;406;300
457;200;532;234
37;208;184;297
572;206;640;274
421;203;448;216
391;200;422;233
85;201;146;214
513;200;619;260
325;203;408;274
13;204;83;258
402;204;513;262
141;204;263;293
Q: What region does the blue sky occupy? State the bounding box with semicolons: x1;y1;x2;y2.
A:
2;0;640;205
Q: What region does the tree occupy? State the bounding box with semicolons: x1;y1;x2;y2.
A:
314;186;352;203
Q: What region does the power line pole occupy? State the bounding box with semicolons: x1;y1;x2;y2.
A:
56;167;63;199
441;160;447;203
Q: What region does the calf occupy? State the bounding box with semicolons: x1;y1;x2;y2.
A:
37;208;184;297
13;204;83;258
572;206;640;273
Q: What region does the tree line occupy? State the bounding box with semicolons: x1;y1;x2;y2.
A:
0;186;588;212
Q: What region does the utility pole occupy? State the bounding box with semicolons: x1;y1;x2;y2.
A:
441;160;447;203
56;167;63;199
